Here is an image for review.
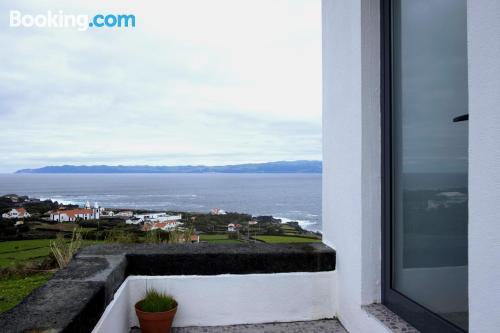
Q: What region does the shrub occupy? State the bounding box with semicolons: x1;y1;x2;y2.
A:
167;228;194;244
228;232;239;240
104;229;138;243
144;229;168;243
137;289;177;313
50;228;82;268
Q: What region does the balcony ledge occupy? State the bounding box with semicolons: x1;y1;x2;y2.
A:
0;243;335;333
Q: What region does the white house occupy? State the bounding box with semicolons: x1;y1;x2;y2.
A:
2;208;30;219
126;213;182;225
115;211;133;217
125;217;143;225
50;202;101;222
101;209;114;217
210;208;227;215
142;220;183;232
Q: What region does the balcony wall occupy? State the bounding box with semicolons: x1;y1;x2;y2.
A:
93;272;336;333
0;243;336;332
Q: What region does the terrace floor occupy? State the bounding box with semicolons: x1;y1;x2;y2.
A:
130;319;347;333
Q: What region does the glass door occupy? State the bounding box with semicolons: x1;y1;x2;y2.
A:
382;0;468;332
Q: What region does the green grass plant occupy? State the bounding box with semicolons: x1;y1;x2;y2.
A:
137;289;177;313
50;228;82;268
0;239;101;268
199;234;241;244
0;273;52;312
253;235;321;244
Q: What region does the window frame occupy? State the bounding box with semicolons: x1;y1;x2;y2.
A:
380;0;467;332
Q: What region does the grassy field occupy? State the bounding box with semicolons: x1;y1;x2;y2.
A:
0;273;52;312
253;235;321;244
0;238;102;313
32;223;96;233
199;234;242;244
0;239;101;268
279;224;300;235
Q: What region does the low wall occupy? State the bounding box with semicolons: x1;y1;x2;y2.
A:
0;243;336;333
93;272;336;333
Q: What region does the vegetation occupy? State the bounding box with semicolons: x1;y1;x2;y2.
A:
32;223;95;233
50;229;82;269
0;239;100;269
0;273;52;312
143;229;165;244
0;193;322;313
104;229;139;243
137;289;177;313
199;234;241;244
252;235;321;244
166;228;194;244
187;212;251;234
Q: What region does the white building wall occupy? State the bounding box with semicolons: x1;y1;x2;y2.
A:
467;1;500;332
323;1;500;332
322;0;387;332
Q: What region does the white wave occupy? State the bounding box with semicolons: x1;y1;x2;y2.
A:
275;216;316;226
39;197;79;205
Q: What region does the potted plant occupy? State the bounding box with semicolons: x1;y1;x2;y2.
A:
135;289;178;333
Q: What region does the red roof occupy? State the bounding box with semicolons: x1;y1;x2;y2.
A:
142;221;179;231
15;208;27;215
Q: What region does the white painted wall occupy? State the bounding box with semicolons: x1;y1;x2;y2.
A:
92;272;336;333
322;0;387;332
467;1;500;332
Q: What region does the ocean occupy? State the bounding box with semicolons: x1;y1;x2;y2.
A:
0;173;322;232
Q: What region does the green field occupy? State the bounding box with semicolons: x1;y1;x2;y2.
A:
279;225;300;235
0;239;101;268
0;238;102;313
253;235;321;244
199;234;242;244
32;223;96;233
0;239;54;268
0;273;52;312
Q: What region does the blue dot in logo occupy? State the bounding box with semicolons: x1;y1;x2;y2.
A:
88;22;93;27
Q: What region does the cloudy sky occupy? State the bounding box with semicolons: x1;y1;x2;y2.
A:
0;0;321;173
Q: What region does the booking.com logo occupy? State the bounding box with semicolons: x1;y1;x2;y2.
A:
9;10;136;31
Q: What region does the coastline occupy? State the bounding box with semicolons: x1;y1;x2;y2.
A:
39;196;322;234
0;173;322;233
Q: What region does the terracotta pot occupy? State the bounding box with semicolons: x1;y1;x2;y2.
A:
135;301;178;333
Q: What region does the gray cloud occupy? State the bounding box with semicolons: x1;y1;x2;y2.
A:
0;0;321;172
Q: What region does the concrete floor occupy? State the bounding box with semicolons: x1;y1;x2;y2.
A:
130;319;347;333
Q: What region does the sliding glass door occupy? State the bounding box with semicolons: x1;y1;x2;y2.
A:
382;0;468;332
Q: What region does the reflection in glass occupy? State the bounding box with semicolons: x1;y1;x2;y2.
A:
392;0;468;330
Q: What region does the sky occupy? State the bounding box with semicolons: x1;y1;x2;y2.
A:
0;0;322;173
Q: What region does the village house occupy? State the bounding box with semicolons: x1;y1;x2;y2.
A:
227;223;241;232
191;234;200;243
142;220;183;232
50;201;101;222
210;208;227;215
2;208;31;219
126;213;182;225
115;211;133;217
100;209;114;217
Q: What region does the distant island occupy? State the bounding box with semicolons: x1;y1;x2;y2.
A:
15;160;322;174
